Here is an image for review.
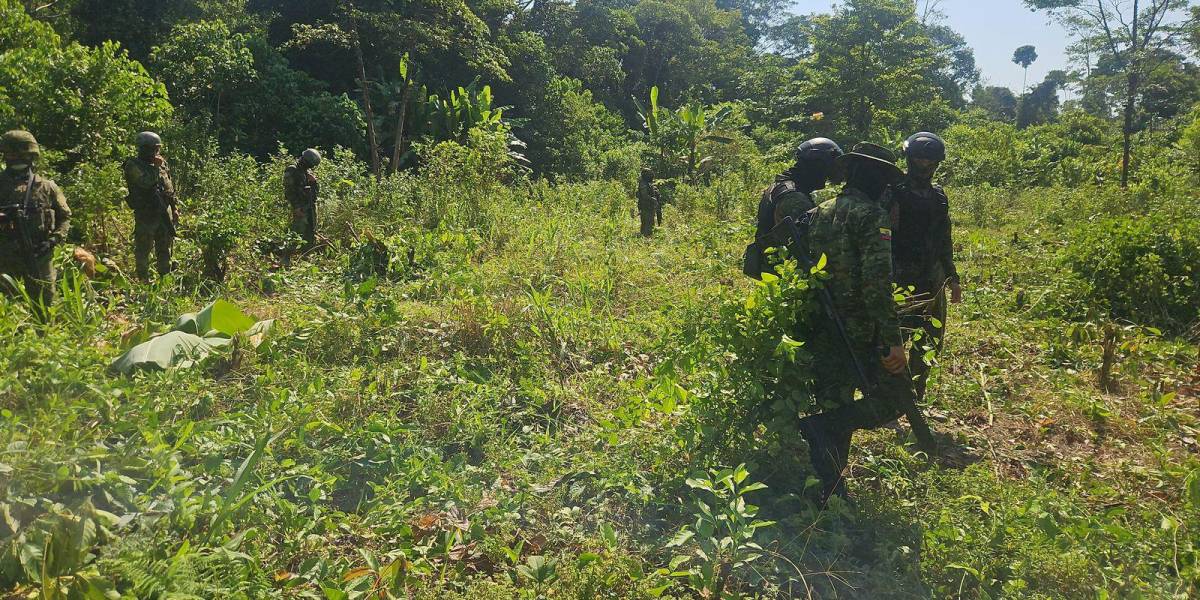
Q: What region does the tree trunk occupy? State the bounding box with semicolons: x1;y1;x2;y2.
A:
1120;70;1137;188
349;18;381;179
1119;0;1139;189
390;81;411;175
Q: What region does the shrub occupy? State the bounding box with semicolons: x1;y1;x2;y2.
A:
519;77;629;181
1062;216;1200;335
663;257;821;461
0;0;172;167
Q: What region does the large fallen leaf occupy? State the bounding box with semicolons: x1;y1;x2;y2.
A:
175;300;257;337
109;331;231;374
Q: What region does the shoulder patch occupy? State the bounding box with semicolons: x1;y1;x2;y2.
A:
879;227;892;241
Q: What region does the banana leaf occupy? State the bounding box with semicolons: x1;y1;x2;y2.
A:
109;331;231;374
174;299;257;337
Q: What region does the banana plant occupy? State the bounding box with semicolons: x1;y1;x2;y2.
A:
385;76;524;169
634;86;736;182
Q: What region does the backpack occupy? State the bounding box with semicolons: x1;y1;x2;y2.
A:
742;180;799;279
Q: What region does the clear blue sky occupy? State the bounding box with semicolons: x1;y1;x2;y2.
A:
788;0;1072;93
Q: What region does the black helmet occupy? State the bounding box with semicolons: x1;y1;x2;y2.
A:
136;131;162;148
301;148;322;168
903;132;946;161
795;137;843;164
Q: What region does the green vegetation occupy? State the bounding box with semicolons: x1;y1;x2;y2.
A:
2;0;1199;598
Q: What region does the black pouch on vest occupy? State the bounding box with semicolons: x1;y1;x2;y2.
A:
742;242;764;280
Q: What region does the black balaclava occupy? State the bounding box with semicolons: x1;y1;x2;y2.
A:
785;159;833;195
845;161;891;202
907;160;939;186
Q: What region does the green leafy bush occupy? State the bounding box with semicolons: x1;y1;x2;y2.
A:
0;0;172;166
518;77;629;181
663;256;821;460
1062;216;1200;335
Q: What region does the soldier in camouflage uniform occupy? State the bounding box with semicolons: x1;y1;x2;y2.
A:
760;137;844;235
122;131;177;279
283;148;321;248
636;167;661;237
743;138;842;278
889;132;962;403
0;131;71;317
795;143;913;503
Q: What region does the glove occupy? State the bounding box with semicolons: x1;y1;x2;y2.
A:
35;239;54;257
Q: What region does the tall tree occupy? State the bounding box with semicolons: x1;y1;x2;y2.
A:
1017;70;1067;127
271;0;510;176
715;0;788;45
1012;44;1038;91
796;0;955;141
1025;0;1194;187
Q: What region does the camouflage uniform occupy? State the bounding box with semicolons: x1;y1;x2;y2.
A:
888;177;959;401
636;170;661;237
796;149;914;501
0;168;71;312
283;160;318;247
750;176;814;274
123;156;177;279
766;177;815;229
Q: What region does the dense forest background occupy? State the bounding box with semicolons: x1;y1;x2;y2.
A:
5;0;1199;185
3;1;1200;598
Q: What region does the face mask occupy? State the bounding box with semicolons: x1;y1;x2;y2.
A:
5;161;30;173
909;160;939;180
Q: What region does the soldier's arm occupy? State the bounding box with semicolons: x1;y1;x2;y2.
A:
49;181;71;243
772;190;814;226
937;192;959;284
160;164;179;208
858;207;902;347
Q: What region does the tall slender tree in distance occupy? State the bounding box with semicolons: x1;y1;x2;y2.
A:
1013;44;1039;92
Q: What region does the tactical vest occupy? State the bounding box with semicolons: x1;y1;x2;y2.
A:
0;172;56;247
755;179;799;241
123;158;174;216
890;182;949;288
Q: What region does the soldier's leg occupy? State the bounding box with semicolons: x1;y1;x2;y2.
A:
305;205;317;246
800;362;856;502
133;220;153;279
911;291;947;403
25;255;55;320
290;206;307;242
638;202;654;237
155;224;174;276
656;200;663;225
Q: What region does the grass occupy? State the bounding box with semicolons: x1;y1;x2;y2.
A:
0;170;1197;599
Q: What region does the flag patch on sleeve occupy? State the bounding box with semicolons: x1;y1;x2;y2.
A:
879;227;892;241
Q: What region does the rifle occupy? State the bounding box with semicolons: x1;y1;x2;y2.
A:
776;215;937;453
304;175;318;243
11;171;41;272
155;174;176;238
